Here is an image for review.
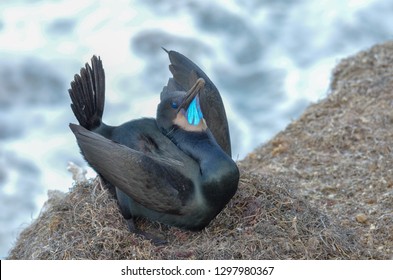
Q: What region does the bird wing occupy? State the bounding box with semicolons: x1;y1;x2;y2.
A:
70;123;196;215
163;49;232;157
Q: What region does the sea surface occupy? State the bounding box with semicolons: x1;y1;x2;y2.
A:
1;0;392;258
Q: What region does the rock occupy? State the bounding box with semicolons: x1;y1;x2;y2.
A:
355;214;368;224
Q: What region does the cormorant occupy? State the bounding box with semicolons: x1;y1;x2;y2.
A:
69;50;239;239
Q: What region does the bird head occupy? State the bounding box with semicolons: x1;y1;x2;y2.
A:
157;78;207;133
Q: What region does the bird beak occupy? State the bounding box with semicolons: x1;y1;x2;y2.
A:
177;78;205;112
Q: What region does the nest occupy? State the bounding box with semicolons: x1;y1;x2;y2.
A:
8;41;393;259
8;172;359;259
242;41;393;259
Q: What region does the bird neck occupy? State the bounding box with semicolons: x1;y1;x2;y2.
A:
169;127;239;210
168;127;223;165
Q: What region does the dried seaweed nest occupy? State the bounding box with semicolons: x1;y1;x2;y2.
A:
242;41;393;259
8;41;393;259
8;172;359;259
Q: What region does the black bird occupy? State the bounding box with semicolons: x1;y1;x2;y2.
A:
68;50;239;236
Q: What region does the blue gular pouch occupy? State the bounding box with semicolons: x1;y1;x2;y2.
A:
186;96;203;126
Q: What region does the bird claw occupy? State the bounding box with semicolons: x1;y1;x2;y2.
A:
126;218;167;246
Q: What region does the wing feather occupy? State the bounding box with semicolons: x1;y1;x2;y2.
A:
70;124;195;214
164;50;232;156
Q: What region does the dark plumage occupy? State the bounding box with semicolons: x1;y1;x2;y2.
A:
68;50;239;238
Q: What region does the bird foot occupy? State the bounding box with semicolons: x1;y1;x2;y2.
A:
125;218;167;246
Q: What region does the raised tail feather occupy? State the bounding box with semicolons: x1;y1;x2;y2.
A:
69;56;105;130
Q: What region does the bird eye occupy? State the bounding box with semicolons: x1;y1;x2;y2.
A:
171;102;178;109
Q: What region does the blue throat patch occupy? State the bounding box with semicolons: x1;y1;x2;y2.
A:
186;97;203;126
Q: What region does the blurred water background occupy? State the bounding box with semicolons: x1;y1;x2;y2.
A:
1;0;392;258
